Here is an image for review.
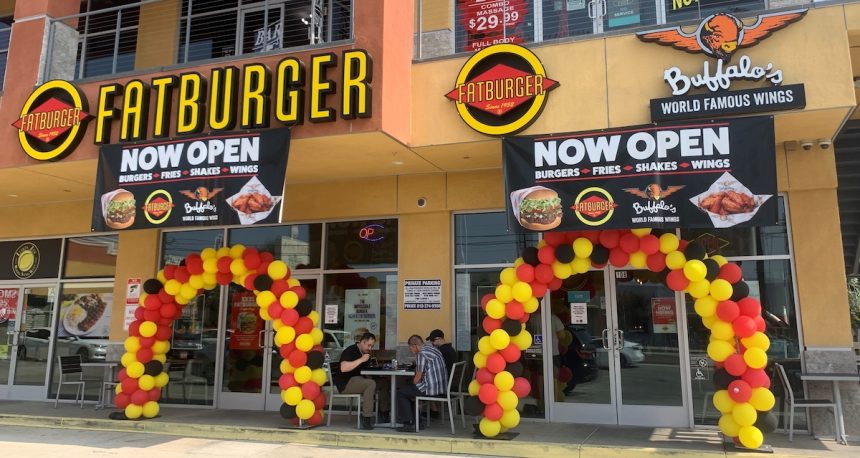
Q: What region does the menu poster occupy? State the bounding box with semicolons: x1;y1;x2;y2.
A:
344;289;380;344
651;297;677;333
58;292;113;338
230;292;263;350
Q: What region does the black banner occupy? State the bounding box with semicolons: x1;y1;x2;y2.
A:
92;129;290;231
503;116;777;232
650;84;806;122
0;239;62;280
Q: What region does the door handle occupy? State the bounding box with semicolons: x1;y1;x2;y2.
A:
258;330;266;349
616;329;624;349
587;1;595;20
601;329;610;349
601;0;608;18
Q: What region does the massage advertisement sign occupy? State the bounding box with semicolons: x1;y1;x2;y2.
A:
503;116;776;231
91;128;290;231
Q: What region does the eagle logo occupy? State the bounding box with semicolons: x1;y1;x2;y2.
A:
179;186;223;202
623;184;685;202
637;9;806;63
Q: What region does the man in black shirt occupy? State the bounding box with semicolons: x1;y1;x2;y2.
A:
336;332;377;430
427;329;457;377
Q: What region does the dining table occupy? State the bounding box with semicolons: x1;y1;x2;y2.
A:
799;372;860;444
81;360;120;409
361;367;416;428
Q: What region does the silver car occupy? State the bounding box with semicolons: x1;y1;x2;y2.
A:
592;337;645;368
19;327;109;362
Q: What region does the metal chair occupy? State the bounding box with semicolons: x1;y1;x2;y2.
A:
447;363;472;428
775;363;839;441
54;355;88;408
415;361;465;434
166;360;209;403
324;362;362;428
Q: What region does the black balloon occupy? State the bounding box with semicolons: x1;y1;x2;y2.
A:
306;351;325;369
591;245;609;265
143;279;162;295
713;368;736;390
280;403;297;419
296;299;313;317
108;411;129;421
730;281;750;301
502;319;522;336
555;245;575;263
684;241;706;260
505;361;523;377
253;275;273;291
703;259;720;281
754;411;778;433
464;396;484;416
522;247;540;266
144;360;163;376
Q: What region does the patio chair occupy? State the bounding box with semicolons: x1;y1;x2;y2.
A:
415;361;466;434
447;363;472;428
166;359;209;403
54;355;88;408
774;363;839;441
324;362;362;428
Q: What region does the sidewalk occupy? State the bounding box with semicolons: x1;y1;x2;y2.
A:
0;400;854;457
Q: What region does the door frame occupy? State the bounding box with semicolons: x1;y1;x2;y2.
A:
237;1;286;56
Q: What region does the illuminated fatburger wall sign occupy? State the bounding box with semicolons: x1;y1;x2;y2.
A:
445;43;558;136
636;10;807;122
15;49;371;160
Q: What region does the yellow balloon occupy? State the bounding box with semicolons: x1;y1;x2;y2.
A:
711;320;735;341
280;291;299;309
125;403;143;419
694;296;718;317
719;414;741;438
486;299;506;320
121;352;137;367
710;255;728;267
749;387;775;411
738;425;764;449
659;233;680;254
571;257;591;274
308;310;320;326
494;371;514;391
287;278;301;288
514;258;524;267
573;238;593;258
311;368;327;386
499;408;520;428
257;290;276;307
138;375;155;391
551;261;572;280
499;267;518;286
216;247;231;258
712;390;735;414
702;314;716;329
230;258;248;276
179;284;198;301
665;251;687;270
152;341;169;355
142;401;160;419
511;282;533;303
155;372;169;388
294;366;312;384
201;247;217;260
468;380;480;396
478;336;494;355
732;402;757;427
522;297;539;313
310;328;324;345
479;418;501;438
188;274;204;289
228;244;246;259
707;340;735;362
683;260;707;282
202;258;218;274
156;270;167;284
164;279;182;296
127;362;145;379
497;390;518;411
512;329;532;351
202;271;217;287
153;353;166;364
688;279;711;299
259;307;272;321
280;359;295;374
710;279;733;302
495;284;513;303
473;352;487;369
740;332;770;351
275;326;296;346
272;319;284;331
296;399;315;420
490;329;511;350
283;386;303;405
536;239;547;248
631;228;651;237
268;260;289;280
743;348;768;370
629;251;647;268
296;333;314;352
125;336;141;353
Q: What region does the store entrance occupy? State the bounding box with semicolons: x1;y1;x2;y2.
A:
0;285;58;400
218;276;319;411
547;269;689;426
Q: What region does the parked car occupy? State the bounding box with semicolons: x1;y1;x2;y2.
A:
323;330;353;364
19;327;109;362
591;337;645;368
562;326;599;383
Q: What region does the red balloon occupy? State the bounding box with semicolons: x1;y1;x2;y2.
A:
481;294;495;308
724;354;748;376
279;373;298;390
291;286;306;300
260;251;275;263
598;230;621;249
718;263;743;284
114;392;130;409
486;353;506;374
271;279;290;297
581;231;601;244
639;234;660;255
131;389;149;406
609;248;630;268
557;366;572;383
727;380;752;403
136;348;153;364
484;403;504;421
118;368;128;380
313;393;327;410
499;343;521;363
483;316;502;334
646;252;666;272
478;383;499;405
308;410;323;426
666;270;690;291
174;266;190;284
157;317;173;326
519;313;530;324
243;274;258;290
506;301;525;320
537;246;556;265
732;316;757;338
159;303;178;319
158;288;173;303
738;297;762;317
139;336;155;348
547;277;563;291
148;389;161;402
143;295;161;310
216;271;233;285
294;317;313;335
563;231;581;244
619;233;640;254
530;281;548;299
133;307;145;321
143;309;160;322
268;302;284;319
716;300;740;322
535;264;554;284
155;325;172;341
677;240;689;251
121;377;138;394
216;256;233;274
128;321;141;337
289;350;308;368
742;368;771;389
163;265;177;280
512;377;531;397
753;315;766;332
476;367;494;385
543;231;566;247
516;264;535;283
301;381;321;400
281;308;299;327
243;248;261;269
256;261;271;275
279;342;297;359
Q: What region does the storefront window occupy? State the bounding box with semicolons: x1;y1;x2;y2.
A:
664;0;766;23
229;224;322;269
161;230;224;267
454;213;539;265
325;219;398;270
322;272;397;352
454;0;535;54
63;236;118;278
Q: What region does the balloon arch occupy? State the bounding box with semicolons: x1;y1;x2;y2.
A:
117;230;775;448
463;228;776;449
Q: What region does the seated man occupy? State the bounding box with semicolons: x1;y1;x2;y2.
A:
427;329;457;376
396;334;448;432
335;332;378;430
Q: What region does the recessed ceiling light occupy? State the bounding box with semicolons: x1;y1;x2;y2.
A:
392;160;404;165
8;194;18;198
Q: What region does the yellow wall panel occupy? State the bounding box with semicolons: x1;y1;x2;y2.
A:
281;177;398;222
0;201;92;238
135;0;181;70
447;169;504;211
109;230;160;340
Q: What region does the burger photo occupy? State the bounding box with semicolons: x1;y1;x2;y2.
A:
104;190;136;229
513;187;563;231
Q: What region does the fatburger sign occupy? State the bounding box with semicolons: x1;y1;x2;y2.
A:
446;44;558;136
13;80;92;161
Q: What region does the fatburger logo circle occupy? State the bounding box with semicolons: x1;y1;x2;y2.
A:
445;44;558;136
13;80;91;161
143;190;174;225
573;187;618;227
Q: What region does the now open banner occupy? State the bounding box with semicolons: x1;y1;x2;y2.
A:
503;116;777;232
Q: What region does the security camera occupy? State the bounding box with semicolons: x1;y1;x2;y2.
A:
800;140;814;151
818;139;832;150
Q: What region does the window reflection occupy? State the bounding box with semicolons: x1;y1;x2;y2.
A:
322;272;397;352
230;224;321;269
454;213;539;265
64;236;119;278
325;219;397;270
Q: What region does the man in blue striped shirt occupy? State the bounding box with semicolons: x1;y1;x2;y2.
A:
396;334;448;432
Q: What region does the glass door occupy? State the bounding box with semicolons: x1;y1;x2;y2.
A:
239;3;285;55
0;286;58;400
0;287;22;394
